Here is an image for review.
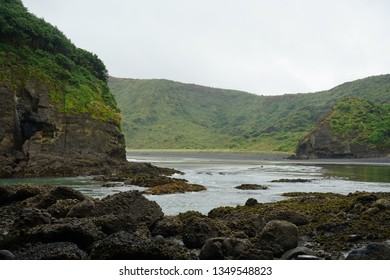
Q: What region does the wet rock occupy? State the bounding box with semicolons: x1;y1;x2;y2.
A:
236;248;274;260
281;246;314;260
345;243;390;260
199;237;248;260
0;250;16;260
235;184;269;190
66;199;96;218
245;198;258;207
90;231;195;260
258;220;299;252
152;216;184;237
91;191;163;228
14;242;89;260
179;211;221;249
47;199;81;218
271;178;312;183
0;185;43;206
4;219;105;250
13;207;52;229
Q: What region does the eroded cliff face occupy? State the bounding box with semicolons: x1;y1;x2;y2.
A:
0;79;126;177
295;121;380;159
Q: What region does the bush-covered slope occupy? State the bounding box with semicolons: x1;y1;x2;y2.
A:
109;75;390;152
0;0;120;123
295;97;390;158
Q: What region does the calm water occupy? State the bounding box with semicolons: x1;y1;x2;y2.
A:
1;152;390;215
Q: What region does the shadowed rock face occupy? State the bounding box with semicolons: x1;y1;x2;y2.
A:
294;121;381;159
0;80;126;177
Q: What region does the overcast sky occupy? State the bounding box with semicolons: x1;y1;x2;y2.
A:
22;0;390;95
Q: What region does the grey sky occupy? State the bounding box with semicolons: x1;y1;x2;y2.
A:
22;0;390;95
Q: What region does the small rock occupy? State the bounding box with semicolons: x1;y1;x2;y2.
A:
296;255;321;260
0;250;16;260
245;198;258;207
281;246;313;260
200;238;248;260
373;198;390;210
235;184;269;190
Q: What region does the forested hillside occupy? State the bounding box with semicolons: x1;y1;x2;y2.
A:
110;75;390;153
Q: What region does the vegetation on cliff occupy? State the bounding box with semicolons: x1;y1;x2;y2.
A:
328;97;390;150
0;0;120;123
109;75;390;153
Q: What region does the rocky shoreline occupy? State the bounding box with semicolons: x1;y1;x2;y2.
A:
1;183;390;260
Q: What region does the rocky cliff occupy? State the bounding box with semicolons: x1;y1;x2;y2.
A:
295;97;390;159
0;0;127;177
0;79;125;177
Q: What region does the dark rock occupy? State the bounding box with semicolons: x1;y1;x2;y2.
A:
179;212;221;249
235;184;269;190
0;250;16;260
199;237;248;260
271;178;312;183
13;207;52;229
281;246;313;260
66;199;96;218
152;216;184;237
14;242;90;260
236;248;274;260
265;209;310;226
4;219;105;250
345;243;390;260
245;198;258;207
91;191;163;228
90;231;195;260
258;220;299;252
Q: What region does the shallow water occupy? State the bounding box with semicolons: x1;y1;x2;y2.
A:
1;152;390;215
127;152;390;215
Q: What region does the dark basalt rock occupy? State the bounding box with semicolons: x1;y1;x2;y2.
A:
235;184;269;190
14;242;90;260
345;243;390;260
199;237;248;260
90;231;196;260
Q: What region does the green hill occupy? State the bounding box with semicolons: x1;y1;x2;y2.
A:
109;75;390;153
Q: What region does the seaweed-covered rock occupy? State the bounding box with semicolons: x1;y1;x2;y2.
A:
258;220;299;252
14;242;90;260
199;237;248;260
90;231;195;260
91;191;163;228
265;210;310;226
179;211;222;249
235;184;269;190
152;216;184;237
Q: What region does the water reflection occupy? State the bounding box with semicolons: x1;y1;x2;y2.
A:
322;165;390;183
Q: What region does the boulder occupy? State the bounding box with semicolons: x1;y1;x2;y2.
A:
90;191;163;228
179;211;221;249
14;242;89;260
345;243;390;260
199;237;248;260
265;210;310;226
152;216;184;237
90;231;195;260
258;220;299;252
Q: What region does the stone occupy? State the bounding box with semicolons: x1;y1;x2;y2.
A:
266;210;310;226
199;237;248;260
245;198;258;207
90;231;195;260
258;220;299;252
345;243;390;260
281;246;313;260
14;242;89;260
0;250;16;260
